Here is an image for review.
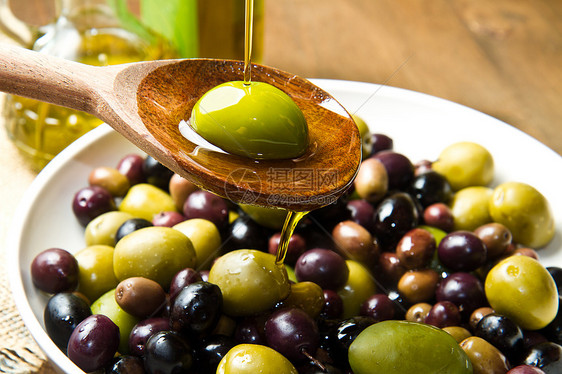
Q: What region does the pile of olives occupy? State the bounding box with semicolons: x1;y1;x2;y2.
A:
30;117;562;374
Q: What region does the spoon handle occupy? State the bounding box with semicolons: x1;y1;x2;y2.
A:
0;43;107;114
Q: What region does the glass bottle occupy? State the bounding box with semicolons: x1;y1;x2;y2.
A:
1;0;176;171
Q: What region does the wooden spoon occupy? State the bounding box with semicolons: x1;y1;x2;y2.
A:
0;44;361;211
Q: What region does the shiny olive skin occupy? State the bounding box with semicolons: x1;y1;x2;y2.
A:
398;269;439;304
522;342;562;374
170;281;223;335
191;81;308;160
115;218;153;243
371;151;414;191
337;260;377;318
435;272;486;319
113;226;196;288
91;289;139;354
119;183;177;222
353;158;388;203
144;331;193;374
116;154;145;186
208;249;290;316
431;141;494;191
485;256;559;330
128;317;170;357
460;336;510;374
443;326;473;343
169;173;199;210
276;281;325;319
84;211;134;246
450;186;493;231
44;292;92;353
475;313;525;362
489;182;555;248
474;222;512;259
373;192;420;251
409;170;453;208
173;218;222;269
395;227;436;270
349;321;472;374
142;156;174;191
194;335;237;373
216;344;298;374
105;355;145;374
74;244;119;302
405;302;432;323
72;185;117;226
67;314;120;372
295;248;349;290
114;277;166;319
88;166;130;197
239;204;288;230
31;248;79;294
332;220;379;267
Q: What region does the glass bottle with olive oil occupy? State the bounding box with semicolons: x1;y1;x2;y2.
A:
2;0;176;171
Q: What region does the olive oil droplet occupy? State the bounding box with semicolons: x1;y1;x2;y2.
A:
275;210;309;265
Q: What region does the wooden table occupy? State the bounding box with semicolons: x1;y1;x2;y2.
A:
0;1;560;372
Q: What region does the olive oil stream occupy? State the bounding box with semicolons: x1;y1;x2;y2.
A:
242;0;309;265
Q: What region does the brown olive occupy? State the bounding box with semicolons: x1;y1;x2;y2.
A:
353;158;388;203
474;223;512;259
115;277;166;319
460;336;510;374
405;302;432;323
89;166;130;197
395;228;436;269
423;202;454;233
443;326;472;343
511;248;540;260
332;220;380;267
469;307;495;331
398;269;439;304
169;173;199;210
377;252;406;284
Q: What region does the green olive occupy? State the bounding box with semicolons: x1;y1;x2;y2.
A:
489;181;555;248
173;218;221;269
208;249;290;316
442;326;472;343
91;289;140;354
190;81;308;159
432;142;494;191
119;183;177;221
74;244;119;302
459;336;509;374
216;344;298;374
485;255;558;330
113;226;196;288
450;186;493;231
349;320;472;374
239;204;288;230
337;260;376;318
84;211;134;246
276;281;325;319
88;166;130;197
352;114;373;159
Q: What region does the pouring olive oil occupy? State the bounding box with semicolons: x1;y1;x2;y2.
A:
187;0;314;265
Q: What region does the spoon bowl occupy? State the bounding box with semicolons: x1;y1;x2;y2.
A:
0;44;361;211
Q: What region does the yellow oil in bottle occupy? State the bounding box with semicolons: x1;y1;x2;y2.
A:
4;1;176;171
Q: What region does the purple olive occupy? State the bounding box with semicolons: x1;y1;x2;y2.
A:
31;248;79;293
67;314;120;372
72;185;116;226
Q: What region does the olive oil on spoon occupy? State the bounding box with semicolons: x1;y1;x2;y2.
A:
0;43;360;212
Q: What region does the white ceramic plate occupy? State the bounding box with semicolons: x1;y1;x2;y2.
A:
7;79;562;373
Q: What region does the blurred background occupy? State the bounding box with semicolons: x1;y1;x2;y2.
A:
0;1;560;372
